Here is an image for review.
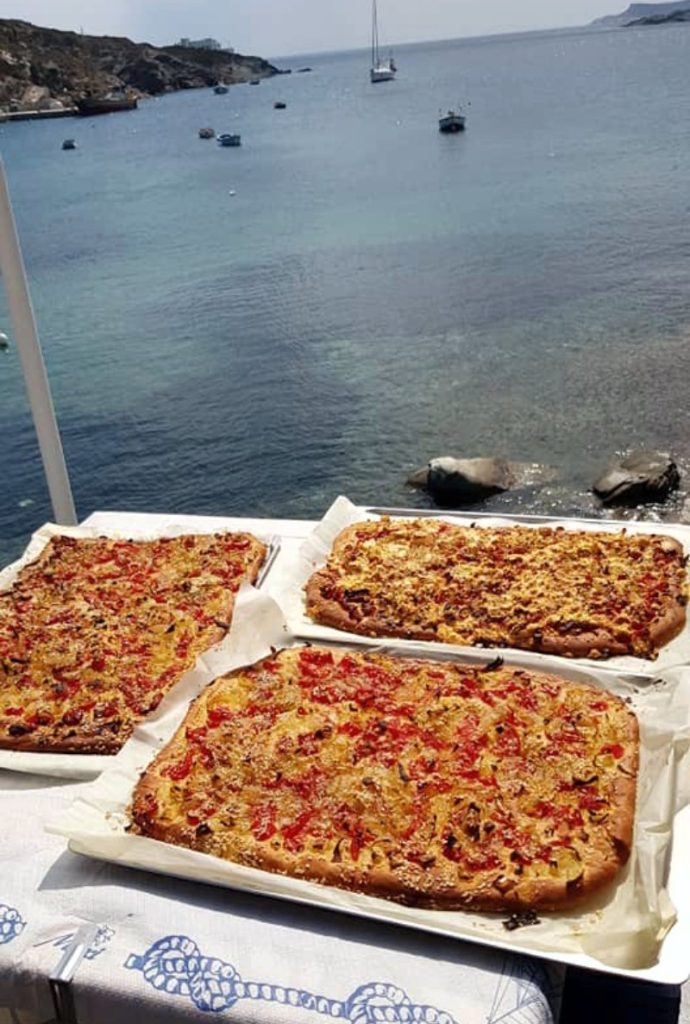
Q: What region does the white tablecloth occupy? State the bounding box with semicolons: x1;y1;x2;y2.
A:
0;768;562;1024
0;510;565;1024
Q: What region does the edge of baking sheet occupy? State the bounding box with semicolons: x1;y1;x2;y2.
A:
278;495;690;675
0;522;282;779
48;590;690;982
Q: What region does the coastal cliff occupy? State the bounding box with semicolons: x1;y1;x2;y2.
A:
0;19;278;113
628;8;690;21
592;2;690;26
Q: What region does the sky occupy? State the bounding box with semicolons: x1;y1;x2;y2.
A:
0;1;625;57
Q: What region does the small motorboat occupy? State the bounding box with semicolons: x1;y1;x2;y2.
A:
61;139;77;150
274;101;287;109
439;109;466;133
218;133;241;147
198;127;215;139
249;80;260;86
213;84;229;95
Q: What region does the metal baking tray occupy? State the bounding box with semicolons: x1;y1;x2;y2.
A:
280;496;690;676
49;631;690;984
0;524;280;779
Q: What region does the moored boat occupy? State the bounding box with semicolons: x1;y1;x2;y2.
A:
370;0;396;82
274;101;287;109
76;94;137;116
199;127;215;139
61;138;76;150
439;109;466;133
218;133;241;147
213;84;229;95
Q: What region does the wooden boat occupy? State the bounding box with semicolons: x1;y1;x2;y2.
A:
76;95;137;116
198;127;216;139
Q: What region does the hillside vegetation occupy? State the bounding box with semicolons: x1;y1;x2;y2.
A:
0;19;278;112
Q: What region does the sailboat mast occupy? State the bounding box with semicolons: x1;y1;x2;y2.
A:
372;0;379;66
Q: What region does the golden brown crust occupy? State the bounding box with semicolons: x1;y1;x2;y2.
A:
131;647;638;912
0;731;121;755
305;519;688;659
0;533;267;754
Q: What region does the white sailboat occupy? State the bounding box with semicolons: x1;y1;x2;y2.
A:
370;0;395;83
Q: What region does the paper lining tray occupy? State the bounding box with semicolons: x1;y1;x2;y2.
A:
0;520;281;780
278;495;690;675
49;588;690;983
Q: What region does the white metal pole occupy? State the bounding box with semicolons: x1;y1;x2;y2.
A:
0;158;77;525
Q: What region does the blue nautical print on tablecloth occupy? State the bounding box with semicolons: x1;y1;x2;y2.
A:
488;955;556;1023
126;934;459;1020
34;924;115;960
0;903;25;945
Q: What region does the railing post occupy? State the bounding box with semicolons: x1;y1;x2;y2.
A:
0;158;77;525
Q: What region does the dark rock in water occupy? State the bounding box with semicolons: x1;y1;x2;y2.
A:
593;451;680;506
427;457;516;504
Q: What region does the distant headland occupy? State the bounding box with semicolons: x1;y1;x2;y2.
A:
592;2;690;26
0;19;278;117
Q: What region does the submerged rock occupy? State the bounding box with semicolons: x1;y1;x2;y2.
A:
593;451;680;506
427;457;516;504
406;466;430;489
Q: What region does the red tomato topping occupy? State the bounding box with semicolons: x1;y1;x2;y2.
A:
338;721;362;737
579;792;607;812
163;750;194;781
62;708;83;726
207;706;233;728
349;828;374;861
282;809;314;852
600;743;624;759
299;650;335;672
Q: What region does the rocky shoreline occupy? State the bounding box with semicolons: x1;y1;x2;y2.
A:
407;451;687;517
0;19;279;117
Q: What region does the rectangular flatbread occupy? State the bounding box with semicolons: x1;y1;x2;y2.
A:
305;518;688;659
131;646;638;912
0;532;267;753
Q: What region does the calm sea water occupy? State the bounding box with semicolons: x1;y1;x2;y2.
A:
1;25;690;562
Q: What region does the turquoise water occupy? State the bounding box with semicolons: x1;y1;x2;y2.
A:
1;25;690;561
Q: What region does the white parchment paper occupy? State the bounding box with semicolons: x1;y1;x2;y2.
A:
0;521;279;780
277;495;690;675
48;587;690;980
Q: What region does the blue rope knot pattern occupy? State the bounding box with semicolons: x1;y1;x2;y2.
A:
85;925;116;960
0;904;26;946
125;935;458;1020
